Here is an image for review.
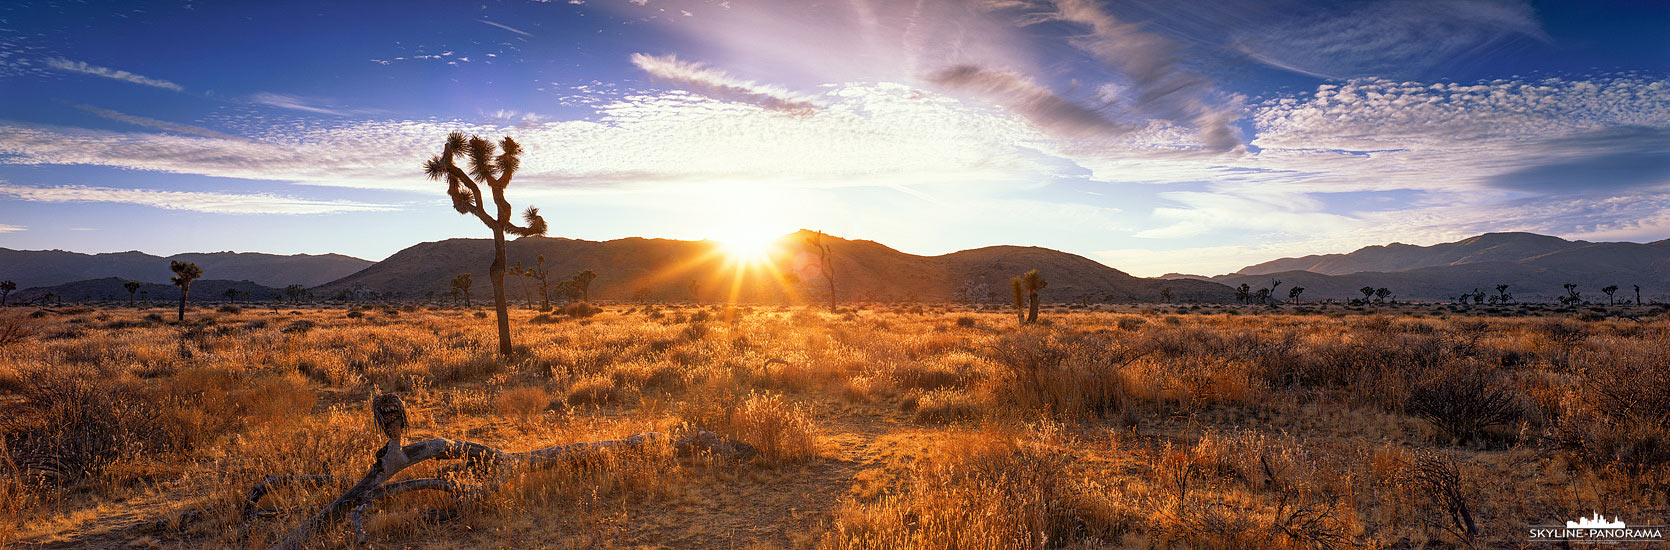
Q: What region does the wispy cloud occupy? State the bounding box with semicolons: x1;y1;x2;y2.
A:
44;57;183;91
0;183;398;214
928;65;1129;139
250;93;366;116
60;102;235;139
478;19;534;37
1231;0;1548;80
0;224;24;233
630;53;819;112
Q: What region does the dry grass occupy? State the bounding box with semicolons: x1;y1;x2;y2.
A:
1;302;1667;548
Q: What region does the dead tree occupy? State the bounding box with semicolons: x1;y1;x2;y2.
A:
802;231;836;311
424;132;548;357
251;392;757;550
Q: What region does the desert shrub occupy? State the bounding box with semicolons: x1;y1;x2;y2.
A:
217;305;242;314
497;386;552;419
906;389;980;423
1116;316;1146;331
954;316;977;328
345;310;364;319
682;391;816;463
143;312;165;323
280;319;316;334
473;311;487;318
0;314;35;347
562;302;603;318
986;328;1134;420
530;313;560;324
1;371;178;486
820;437;1109;549
565;374;620;406
1406;365;1522;444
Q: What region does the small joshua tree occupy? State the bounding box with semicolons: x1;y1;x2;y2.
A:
1635;284;1642;306
1235;283;1251;303
1602;285;1619;305
1022;269;1046;323
1495;284;1510;303
0;280;13;307
424;132;548;357
170;261;202;322
1288;286;1304;303
1562;283;1580;305
1374;287;1391;304
517;255;553;311
284;284;308;304
1009;276;1025;325
1360;286;1375;304
450;274;473;308
123;280;142;305
1159;287;1173;303
223;288;242;304
574;270;597;302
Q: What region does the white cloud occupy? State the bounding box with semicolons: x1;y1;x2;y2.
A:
0;224;24;233
630;53;819;112
44;58;183;91
62;102;235;139
1231;0;1547;80
0;183;397;214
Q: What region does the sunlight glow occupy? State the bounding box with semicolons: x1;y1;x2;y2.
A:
703;181;795;264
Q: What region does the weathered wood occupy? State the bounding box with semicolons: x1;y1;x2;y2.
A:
256;392;757;550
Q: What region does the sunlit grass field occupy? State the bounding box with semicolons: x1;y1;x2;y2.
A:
2;302;1666;548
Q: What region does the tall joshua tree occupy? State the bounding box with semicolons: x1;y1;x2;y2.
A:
123;281;141;305
0;280;13;307
424;132;548;357
802;231;836;311
1009;276;1026;325
1023;269;1047;323
451;274;473;308
170;261;202;322
1495;284;1510;303
1602;285;1619;305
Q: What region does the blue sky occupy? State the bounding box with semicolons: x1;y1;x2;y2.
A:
0;0;1666;275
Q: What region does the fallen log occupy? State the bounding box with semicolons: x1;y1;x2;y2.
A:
252;392;756;550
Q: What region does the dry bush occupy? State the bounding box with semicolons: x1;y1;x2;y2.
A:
681;390;817;463
903;389;981;423
565;374;621;406
561;302;602;318
1;369;180;487
820;433;1114;549
0;313;34;347
497;386;552;419
985;328;1136;420
1405;364;1522;444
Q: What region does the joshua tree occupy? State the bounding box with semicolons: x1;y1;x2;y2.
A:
517;255;553;311
1009;276;1026;325
0;280;13;306
1635;284;1642;306
1268;279;1283;304
170;261;202;322
1235;283;1251;303
1360;286;1375;303
1159;287;1173;303
1022;269;1046;323
1562;283;1580;305
1374;287;1391;304
450;274;473;308
123;281;141;305
555;279;581;302
284;284;308;304
223;288;242;304
1288;286;1304;303
688;280;701;305
1602;285;1619;305
424;132;548;357
573;270;597;302
1495;284;1510;303
802;230;836;311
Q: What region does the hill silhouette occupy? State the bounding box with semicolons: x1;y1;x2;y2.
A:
316;230;1235;303
0;249;370;289
10;277;283;304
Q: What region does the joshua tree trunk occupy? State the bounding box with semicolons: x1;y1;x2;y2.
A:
490;227;512;356
177;285;189;322
1027;288;1040;323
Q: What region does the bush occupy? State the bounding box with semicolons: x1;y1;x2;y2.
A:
1406;367;1522;444
530;313;561;324
281;320;317;334
497;386;553;419
1;371;178;486
217;305;242;314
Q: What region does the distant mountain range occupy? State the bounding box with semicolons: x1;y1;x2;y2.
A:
1167;232;1670;302
316;230;1233;303
8;277;283;305
0;249;370;288
4;231;1666;304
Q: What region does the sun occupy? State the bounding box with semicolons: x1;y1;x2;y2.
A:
714;227;778;263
